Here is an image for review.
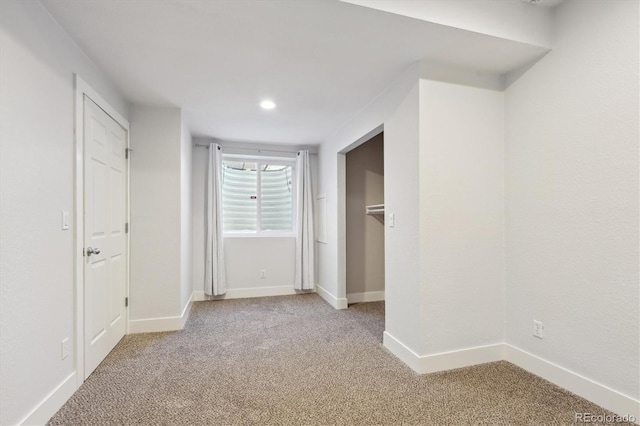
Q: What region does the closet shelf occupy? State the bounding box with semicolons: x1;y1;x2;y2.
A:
365;204;385;215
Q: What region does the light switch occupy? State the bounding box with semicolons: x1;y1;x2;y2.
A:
61;338;70;359
62;211;70;230
389;213;395;228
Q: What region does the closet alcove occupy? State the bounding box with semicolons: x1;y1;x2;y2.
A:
345;132;385;305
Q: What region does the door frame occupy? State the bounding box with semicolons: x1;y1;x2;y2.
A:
74;74;130;386
336;124;384;306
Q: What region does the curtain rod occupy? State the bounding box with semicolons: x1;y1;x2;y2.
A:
194;144;316;155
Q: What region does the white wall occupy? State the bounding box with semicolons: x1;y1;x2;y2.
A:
418;79;505;354
180;114;193;312
225;238;296;288
382;76;506;357
191;138;317;296
382;82;422;350
322;0;638;414
321;61;505;358
317;63;420;307
321;65;506;358
129;106;183;320
505;0;639;400
0;1;128;424
320;58;503;359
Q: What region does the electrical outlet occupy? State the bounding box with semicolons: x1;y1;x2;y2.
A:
533;320;544;339
61;338;70;359
260;269;266;278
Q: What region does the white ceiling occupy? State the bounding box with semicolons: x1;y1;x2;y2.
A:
41;0;550;145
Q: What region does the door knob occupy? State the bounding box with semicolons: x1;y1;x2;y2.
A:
86;247;101;256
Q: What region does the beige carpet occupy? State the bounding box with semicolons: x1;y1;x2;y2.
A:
49;294;626;425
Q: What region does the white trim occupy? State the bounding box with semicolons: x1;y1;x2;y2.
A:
129;295;194;334
193;285;305;302
129;298;194;334
128;316;185;334
18;372;77;426
74;74;130;384
75;76;128;127
193;290;207;302
419;344;505;373
336;153;347;311
336;125;385;311
223;232;297;239
221;155;297;237
347;291;385;304
505;345;640;421
221;286;300;299
382;331;424;372
180;293;194;329
315;284;348;309
383;331;504;374
194;285;348;308
222;153;297;163
179;287;319;333
381;335;639;421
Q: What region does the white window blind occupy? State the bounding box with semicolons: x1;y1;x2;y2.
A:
222;157;294;234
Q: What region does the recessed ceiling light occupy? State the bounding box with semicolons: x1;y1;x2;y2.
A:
260;100;276;110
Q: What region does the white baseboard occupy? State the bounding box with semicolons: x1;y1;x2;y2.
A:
383;331;504;374
128;315;184;334
347;291;385;304
128;295;194;334
382;331;424;372
180;293;194;329
505;344;640;421
193;290;206;301
315;284;348;309
129;286;301;334
19;372;77;426
192;285;310;302
382;335;639;421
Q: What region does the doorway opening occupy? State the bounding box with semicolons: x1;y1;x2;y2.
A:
344;132;385;305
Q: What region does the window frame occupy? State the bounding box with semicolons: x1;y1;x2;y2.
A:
221;154;297;238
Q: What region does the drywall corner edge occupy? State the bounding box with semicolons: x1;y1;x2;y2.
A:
128;298;193;334
180;292;194;329
383;332;504;374
316;284;348;309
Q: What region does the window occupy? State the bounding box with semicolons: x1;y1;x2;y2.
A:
222;156;295;235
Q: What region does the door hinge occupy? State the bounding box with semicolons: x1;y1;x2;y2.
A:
125;148;133;159
125;222;129;233
82;248;85;257
125;297;129;307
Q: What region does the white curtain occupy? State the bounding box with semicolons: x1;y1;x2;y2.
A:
205;143;226;296
294;150;315;290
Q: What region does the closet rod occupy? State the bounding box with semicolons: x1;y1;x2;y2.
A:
194;144;316;155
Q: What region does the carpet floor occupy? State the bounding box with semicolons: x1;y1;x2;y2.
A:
49;294;626;425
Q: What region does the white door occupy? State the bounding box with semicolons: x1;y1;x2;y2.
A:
84;95;128;378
